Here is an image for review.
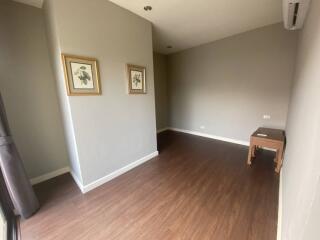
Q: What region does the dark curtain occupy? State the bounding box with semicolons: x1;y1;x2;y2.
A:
0;93;39;219
0;169;18;239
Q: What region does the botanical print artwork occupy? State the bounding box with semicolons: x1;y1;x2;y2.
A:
62;54;101;95
70;62;94;89
127;64;146;94
131;70;143;90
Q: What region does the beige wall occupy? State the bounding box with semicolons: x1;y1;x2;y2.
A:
0;2;69;178
282;0;320;239
44;0;157;186
167;23;298;142
153;52;169;130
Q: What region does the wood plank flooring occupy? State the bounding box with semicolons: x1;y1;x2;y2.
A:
21;131;279;240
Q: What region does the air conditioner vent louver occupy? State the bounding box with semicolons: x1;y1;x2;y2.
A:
292;3;300;26
283;0;310;30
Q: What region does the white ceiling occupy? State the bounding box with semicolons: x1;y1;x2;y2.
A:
110;0;283;54
12;0;283;54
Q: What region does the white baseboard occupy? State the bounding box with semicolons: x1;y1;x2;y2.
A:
30;166;70;185
277;171;283;240
168;127;276;152
73;151;159;194
157;127;170;133
169;127;249;146
70;170;84;193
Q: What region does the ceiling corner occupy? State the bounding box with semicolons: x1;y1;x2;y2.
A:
13;0;44;8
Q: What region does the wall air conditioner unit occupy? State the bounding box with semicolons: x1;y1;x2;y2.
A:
283;0;310;30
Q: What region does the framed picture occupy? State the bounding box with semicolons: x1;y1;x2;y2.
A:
62;54;101;96
127;64;146;94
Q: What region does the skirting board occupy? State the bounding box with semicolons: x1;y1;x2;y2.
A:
70;170;84;193
277;171;283;240
30;166;70;185
164;127;276;152
157;127;170;133
169;127;249;146
71;151;159;194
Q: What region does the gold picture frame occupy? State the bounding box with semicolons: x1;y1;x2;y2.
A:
127;64;146;94
62;54;101;96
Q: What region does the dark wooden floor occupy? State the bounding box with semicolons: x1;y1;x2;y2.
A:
21;131;279;240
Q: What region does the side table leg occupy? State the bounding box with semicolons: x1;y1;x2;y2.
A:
274;149;279;163
252;145;256;158
275;147;284;173
247;144;253;165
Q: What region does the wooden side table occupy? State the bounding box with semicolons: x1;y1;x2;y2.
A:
247;128;285;173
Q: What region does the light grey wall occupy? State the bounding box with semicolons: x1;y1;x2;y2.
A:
153;52;169;130
168;23;298;142
0;1;69;178
43;0;83;183
44;0;157;186
282;0;320;239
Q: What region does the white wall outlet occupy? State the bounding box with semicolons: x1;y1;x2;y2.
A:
263;115;271;120
200;125;205;130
